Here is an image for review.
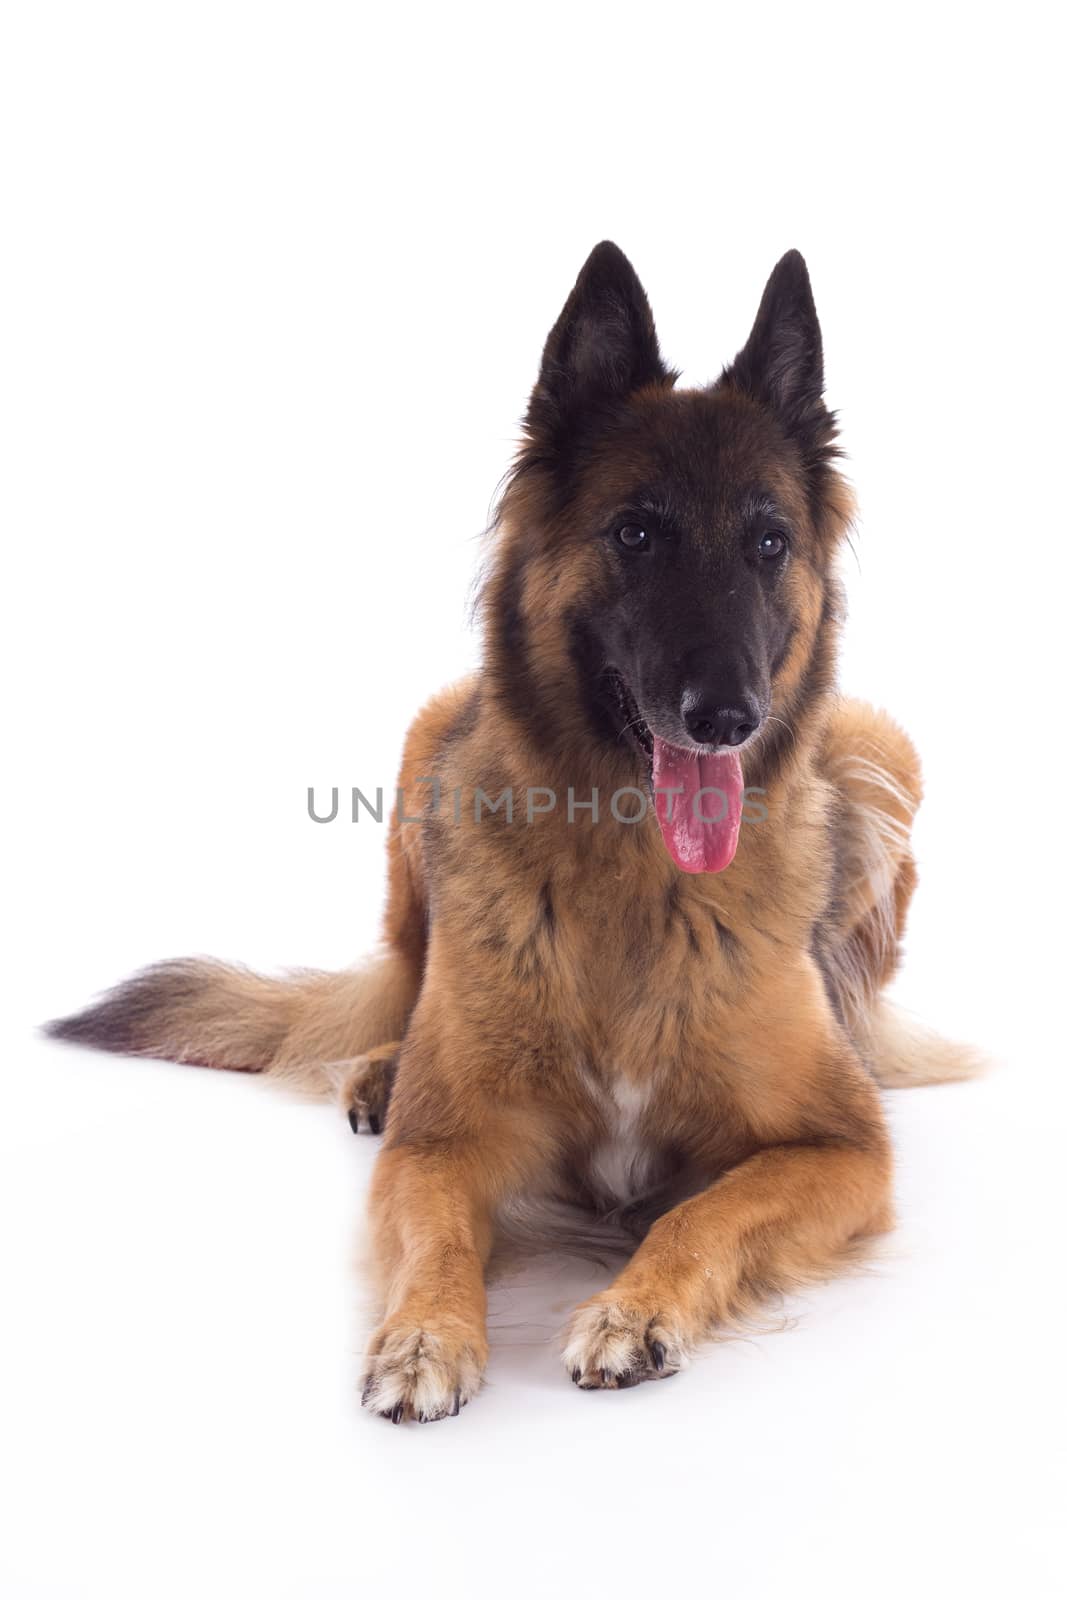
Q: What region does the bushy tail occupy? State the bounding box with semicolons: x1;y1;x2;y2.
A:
865;998;987;1088
45;953;418;1097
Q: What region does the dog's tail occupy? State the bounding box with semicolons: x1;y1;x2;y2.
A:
44;953;418;1097
865;997;987;1088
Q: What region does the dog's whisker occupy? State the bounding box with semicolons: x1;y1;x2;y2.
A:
763;713;798;750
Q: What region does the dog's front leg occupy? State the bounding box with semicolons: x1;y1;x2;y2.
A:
361;1104;547;1422
360;1141;495;1422
564;1109;892;1389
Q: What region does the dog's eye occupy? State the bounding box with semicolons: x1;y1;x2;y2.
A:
758;530;786;559
616;525;649;551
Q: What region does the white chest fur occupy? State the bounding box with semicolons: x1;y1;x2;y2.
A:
585;1074;654;1206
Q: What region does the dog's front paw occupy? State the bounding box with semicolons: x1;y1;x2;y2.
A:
360;1319;487;1423
338;1047;399;1135
562;1295;692;1390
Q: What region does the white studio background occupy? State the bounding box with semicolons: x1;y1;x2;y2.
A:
1;4;1064;1598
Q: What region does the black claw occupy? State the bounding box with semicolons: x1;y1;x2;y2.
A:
616;1370;639;1389
650;1341;667;1372
390;1401;405;1424
571;1367;582;1385
450;1391;461;1416
368;1113;381;1135
348;1108;360;1134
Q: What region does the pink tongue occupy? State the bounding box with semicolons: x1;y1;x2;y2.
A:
652;737;744;874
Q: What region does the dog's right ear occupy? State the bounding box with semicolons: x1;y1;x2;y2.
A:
721;250;829;454
525;242;671;449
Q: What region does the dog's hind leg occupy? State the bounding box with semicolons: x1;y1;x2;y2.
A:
819;698;983;1085
336;1042;401;1134
820;698;923;940
814;698;920;1022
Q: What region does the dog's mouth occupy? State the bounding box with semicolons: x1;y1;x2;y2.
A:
603;668;655;764
600;668;745;875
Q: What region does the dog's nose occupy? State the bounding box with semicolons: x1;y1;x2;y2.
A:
681;693;761;749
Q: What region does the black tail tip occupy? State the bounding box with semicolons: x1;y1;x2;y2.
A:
42;1000;140;1054
42;1012;79;1042
40;960;209;1057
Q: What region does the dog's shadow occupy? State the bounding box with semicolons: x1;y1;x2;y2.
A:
483;1253;618;1395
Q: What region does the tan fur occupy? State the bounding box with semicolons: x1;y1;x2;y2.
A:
48;258;981;1423
350;663;974;1413
48;646;978;1421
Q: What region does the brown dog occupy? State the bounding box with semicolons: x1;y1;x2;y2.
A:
49;244;978;1422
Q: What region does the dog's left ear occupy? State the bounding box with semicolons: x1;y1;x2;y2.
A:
525;242;671;448
723;251;827;447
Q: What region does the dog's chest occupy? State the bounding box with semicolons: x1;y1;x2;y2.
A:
580;1072;656;1206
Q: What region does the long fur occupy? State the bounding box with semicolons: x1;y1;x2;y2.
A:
48;243;981;1422
46;954;417;1096
47;711;973;1097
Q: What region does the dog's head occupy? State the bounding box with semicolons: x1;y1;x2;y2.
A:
488;243;853;871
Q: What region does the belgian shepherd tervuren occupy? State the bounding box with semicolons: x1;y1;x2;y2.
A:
49;244;979;1422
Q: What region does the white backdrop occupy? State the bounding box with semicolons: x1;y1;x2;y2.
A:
2;4;1064;1597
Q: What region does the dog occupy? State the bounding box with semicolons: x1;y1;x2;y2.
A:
49;243;979;1422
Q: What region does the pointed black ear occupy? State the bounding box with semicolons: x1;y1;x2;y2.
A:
723;251;827;446
525;242;671;447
